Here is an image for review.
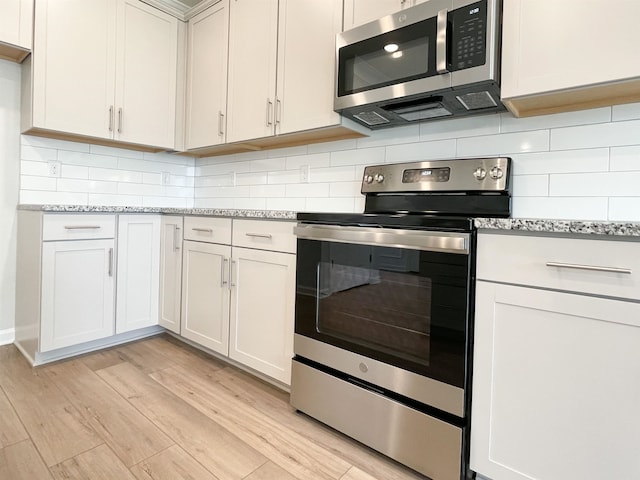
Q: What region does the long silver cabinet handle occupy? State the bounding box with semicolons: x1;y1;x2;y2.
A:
294;224;469;255
230;259;236;287
218;111;225;136
275;98;282;125
266;99;273;126
174;226;181;252
191;227;213;233
245;232;272;239
222;258;229;287
108;248;114;277
546;262;632;275
64;225;102;230
118;108;123;133
108;105;114;132
436;8;449;74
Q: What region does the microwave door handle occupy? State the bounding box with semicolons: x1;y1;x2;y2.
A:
436;8;449;74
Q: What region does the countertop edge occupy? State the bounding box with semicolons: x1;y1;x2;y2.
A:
474;218;640;237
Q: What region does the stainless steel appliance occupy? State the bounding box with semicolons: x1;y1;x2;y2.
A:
290;157;511;480
334;0;504;128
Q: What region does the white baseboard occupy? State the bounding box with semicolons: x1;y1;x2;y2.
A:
0;328;15;346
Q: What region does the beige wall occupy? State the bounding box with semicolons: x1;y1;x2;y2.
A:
0;59;20;343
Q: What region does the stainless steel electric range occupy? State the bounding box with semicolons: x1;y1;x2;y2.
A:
290;157;511;480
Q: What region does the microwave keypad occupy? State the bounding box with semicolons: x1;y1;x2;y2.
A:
450;0;487;71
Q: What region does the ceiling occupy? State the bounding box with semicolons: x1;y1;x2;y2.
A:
143;0;216;20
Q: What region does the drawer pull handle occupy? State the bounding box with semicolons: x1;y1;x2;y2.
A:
546;262;632;275
108;248;114;277
192;227;213;233
64;225;102;230
245;233;272;239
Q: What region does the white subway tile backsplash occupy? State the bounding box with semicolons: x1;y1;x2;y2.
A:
286;183;329;198
610;146;640;171
386;139;456;163
457;130;550;157
500;108;611;133
510;149;610;175
512;175;549;196
19;104;640;221
309;166;356;183
419;114;500;141
612;102;640;122
551;119;640;150
550;172;640;197
511;197;609;221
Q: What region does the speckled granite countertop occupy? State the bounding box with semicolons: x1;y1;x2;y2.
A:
474;218;640;237
18;204;297;220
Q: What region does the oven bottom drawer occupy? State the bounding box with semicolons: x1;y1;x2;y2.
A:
290;359;464;480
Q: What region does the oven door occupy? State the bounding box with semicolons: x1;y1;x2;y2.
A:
294;223;472;416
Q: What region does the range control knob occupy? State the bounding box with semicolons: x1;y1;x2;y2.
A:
375;174;385;183
364;175;374;184
490;166;504;180
473;167;487;180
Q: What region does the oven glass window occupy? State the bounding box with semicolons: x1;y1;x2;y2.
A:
337;18;438;96
296;239;470;387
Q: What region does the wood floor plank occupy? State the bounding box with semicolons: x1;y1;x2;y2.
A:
97;362;267;480
49;444;137;480
340;467;380;480
43;360;174;467
143;335;227;377
206;367;425;480
129;444;218;480
244;460;299;480
0;347;102;466
79;346;128;372
112;337;182;374
150;365;352;480
0;440;53;480
0;386;29;448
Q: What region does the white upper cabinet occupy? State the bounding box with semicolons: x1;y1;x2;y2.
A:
115;0;178;149
185;0;229;150
27;0;178;149
275;0;342;135
501;0;640;117
0;0;33;62
226;0;346;144
343;0;411;30
226;0;279;143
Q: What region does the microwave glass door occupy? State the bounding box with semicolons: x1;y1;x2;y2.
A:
337;18;438;97
295;238;470;388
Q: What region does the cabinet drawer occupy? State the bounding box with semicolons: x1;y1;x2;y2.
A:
477;232;640;300
183;216;232;244
232;219;296;253
42;214;116;241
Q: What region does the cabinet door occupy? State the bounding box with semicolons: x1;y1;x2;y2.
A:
185;0;229;149
226;0;278;143
159;216;183;334
115;215;161;334
501;0;640;113
229;247;295;385
276;0;342;135
115;0;178;149
181;240;231;355
343;0;407;30
32;0;117;139
41;239;115;352
0;0;32;50
471;281;640;480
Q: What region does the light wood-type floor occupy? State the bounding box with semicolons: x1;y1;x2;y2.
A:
0;334;428;480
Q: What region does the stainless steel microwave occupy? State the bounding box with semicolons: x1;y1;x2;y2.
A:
334;0;504;129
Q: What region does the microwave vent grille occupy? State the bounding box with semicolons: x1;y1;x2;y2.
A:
456;91;498;111
353;111;390;126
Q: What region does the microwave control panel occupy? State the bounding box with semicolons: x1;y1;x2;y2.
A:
450;0;487;71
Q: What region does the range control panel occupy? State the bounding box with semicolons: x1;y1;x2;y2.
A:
361;157;510;194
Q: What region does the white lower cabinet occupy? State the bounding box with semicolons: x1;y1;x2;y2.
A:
471;232;640;480
229;246;295;384
181;240;231;355
115;215;161;334
41;238;115;352
159;215;183;334
177;217;296;385
15;211;162;365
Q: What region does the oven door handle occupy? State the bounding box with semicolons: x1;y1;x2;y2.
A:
294;224;469;254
